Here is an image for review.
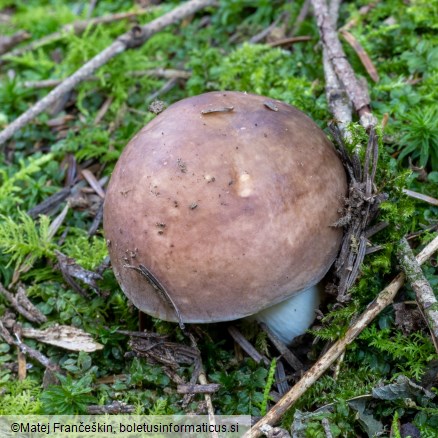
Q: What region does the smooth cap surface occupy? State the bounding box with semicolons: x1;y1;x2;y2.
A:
103;91;347;323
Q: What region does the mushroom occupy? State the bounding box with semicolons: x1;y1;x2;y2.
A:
103;91;347;344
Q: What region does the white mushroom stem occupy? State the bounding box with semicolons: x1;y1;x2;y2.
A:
253;285;322;345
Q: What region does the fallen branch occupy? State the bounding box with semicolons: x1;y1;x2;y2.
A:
320;0;352;135
398;237;438;352
244;235;438;437
0;0;216;146
311;0;375;128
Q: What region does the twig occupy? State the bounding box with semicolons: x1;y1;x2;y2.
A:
244;235;438;438
340;29;379;82
0;9;155;62
124;264;185;330
87;0;99;19
291;0;311;35
267;36;312;48
146;78;179;103
228;325;269;365
23;68;191;89
319;0;352;135
0;31;31;55
249;11;288;44
199;370;219;438
0;320;60;373
0;0;217;146
177;383;220;394
403;189;438;207
0;282;47;324
259;322;304;371
275;360;290;395
93;96;114;125
321;418;334;438
398;237;438;352
27;187;71;218
115;328;167;339
87;401;135;414
311;0;376;128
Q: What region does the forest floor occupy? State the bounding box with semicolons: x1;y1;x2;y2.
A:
0;0;437;437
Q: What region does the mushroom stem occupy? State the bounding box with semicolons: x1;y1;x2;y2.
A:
253;285;321;345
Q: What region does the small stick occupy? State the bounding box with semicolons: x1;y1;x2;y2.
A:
1;9;156;62
319;0;352;136
124;264;185;330
187;332;218;438
340;29;379;82
322;418;334;438
259;322;303;371
0;320;59;373
0;31;31;55
403;189;438;207
177;383;221;394
23;69;191;89
87;401;135;414
291;0;311;35
0;0;217;146
0;282;47;324
267;35;312;48
147;78;178;103
17;350;27;381
249;12;288;44
228;325;269;365
114;328;167;339
311;0;376;128
397;237;438;352
244;235;438;438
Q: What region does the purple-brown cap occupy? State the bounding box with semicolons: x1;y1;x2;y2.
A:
103;91;347;324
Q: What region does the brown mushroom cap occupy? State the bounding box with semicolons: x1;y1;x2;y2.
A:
103;91;347;323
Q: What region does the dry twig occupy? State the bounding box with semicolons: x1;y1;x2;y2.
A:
0;31;30;55
177;383;220;394
228;325;269;365
87;401;135;414
311;0;376;128
402;189;438;207
23;68;191;89
340;29;379;82
0;9;155;62
318;0;352;135
0;0;216;146
398;237;438;352
259;322;303;371
0;282;47;324
268;36;312;48
0;319;60;374
244;235;438;438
